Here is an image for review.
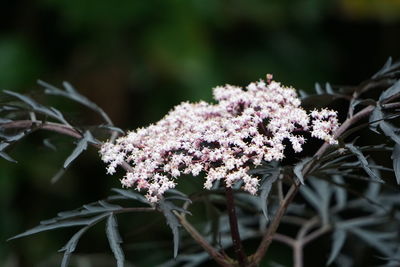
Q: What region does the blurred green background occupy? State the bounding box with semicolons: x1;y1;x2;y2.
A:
1;0;400;266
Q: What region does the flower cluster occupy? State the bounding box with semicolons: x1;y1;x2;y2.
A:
100;77;339;202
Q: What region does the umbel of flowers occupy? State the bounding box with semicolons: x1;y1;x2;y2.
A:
100;77;339;202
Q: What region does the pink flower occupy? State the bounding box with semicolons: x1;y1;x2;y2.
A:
100;77;339;202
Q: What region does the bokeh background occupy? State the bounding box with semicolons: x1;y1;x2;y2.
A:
1;0;400;266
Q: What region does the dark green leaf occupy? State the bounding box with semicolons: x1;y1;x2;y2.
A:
327;229;346;265
301;94;342;108
372;57;392;79
63;131;95;168
326;82;334;94
59;226;90;267
111;188;149;205
0;129;30;142
369;106;383;134
166;189;189;198
332;175;347;209
349;228;397;257
0;142;17;163
337;216;386;229
98;124;125;134
294;157;312;184
106;214;125;267
259;169;279;220
0;118;12;123
299;89;308;98
372;57;400;79
43;138;57;151
56;201;122;221
380;121;400;145
50;169;66;184
3;90;69;125
391;143;400;184
300;179;329;224
365;181;381;200
379;80;400;101
315;83;324;94
8;213;108;240
40;80;113;126
165;195;192;203
204;197;221;245
158;200;182;258
346;144;383;182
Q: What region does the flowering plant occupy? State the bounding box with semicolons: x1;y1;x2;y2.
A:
101;78;338;202
2;59;400;266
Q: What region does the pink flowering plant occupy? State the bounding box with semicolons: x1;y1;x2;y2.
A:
3;59;400;266
100;79;338;202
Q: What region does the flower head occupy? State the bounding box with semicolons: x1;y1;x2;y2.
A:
100;78;339;202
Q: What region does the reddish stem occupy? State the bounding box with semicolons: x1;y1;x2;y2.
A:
225;185;248;266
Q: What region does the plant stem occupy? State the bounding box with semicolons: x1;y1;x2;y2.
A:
225;185;248;266
173;211;232;267
250;184;299;266
293;241;303;267
1;120;82;139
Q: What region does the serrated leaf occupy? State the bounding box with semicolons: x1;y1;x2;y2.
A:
98;125;125;134
259;169;279;220
0;129;30;142
204;197;220;245
369;106;383;134
372;57;400;79
165;195;192;203
111;188;149;205
158;200;182;258
294;157;312;184
55;201;122;221
327;229;346;265
0;142;17;163
8;213;108;240
300;181;329;224
301;94;340;109
0;151;17;163
315;83;324;94
337;216;386;229
299;90;308;98
392;143;400;184
348;228;397;257
379;80;400;102
166;189;189;198
63;131;94;168
43;138;57;151
365;181;381;200
372;57;393;79
50;168;66;184
106;214;125;267
40;80;113;126
0;118;12;123
310;178;331;225
346;144;383;182
3;90;69;125
59;226;90;267
326;82;334;94
380;121;400;145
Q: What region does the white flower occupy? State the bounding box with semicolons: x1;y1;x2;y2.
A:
100;76;339;202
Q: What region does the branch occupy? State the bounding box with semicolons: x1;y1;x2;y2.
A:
302;225;331;245
293;241;303;267
1;120;82;139
225;185;248;266
173;211;232;267
273;233;295;247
